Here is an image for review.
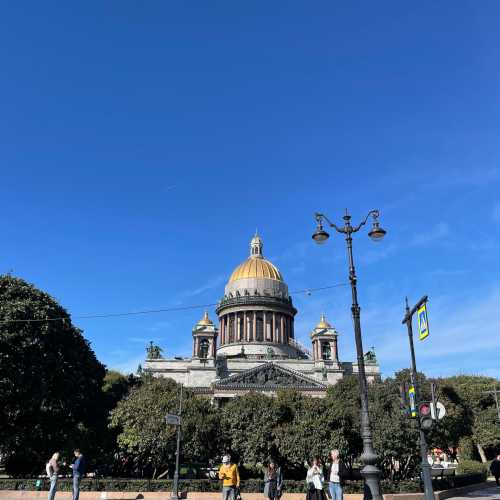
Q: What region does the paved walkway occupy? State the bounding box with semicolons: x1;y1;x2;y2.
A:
446;484;500;499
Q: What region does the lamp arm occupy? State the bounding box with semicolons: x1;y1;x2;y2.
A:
315;213;345;234
352;209;380;233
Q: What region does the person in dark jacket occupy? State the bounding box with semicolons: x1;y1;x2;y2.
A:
325;450;348;500
70;449;86;500
491;455;500;486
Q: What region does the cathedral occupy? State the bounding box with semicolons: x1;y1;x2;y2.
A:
144;234;379;399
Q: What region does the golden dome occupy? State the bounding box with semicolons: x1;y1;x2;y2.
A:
198;311;213;325
316;314;332;329
228;233;283;283
229;257;283;283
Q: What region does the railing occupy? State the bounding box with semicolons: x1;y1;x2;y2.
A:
288;338;312;359
216;294;296;313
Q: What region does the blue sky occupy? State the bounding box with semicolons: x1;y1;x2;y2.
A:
1;2;499;379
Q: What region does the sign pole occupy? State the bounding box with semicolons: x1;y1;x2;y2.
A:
171;384;183;500
403;296;434;500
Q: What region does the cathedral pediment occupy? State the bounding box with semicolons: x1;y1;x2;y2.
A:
213;362;326;390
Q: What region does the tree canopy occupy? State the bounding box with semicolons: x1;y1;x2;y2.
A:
110;377;220;478
0;274;106;475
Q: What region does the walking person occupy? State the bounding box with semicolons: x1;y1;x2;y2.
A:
326;449;348;500
45;452;60;500
218;454;240;500
263;460;283;499
70;449;86;500
306;457;326;500
491;455;500;486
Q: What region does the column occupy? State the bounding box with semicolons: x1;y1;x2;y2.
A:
271;312;278;343
221;316;225;345
263;311;267;341
243;311;247;341
253;311;257;342
237;313;241;341
291;318;295;339
280;315;285;344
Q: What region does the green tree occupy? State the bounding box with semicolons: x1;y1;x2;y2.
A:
103;370;135;404
0;275;106;475
94;370;137;467
324;376;363;464
275;391;342;470
110;377;219;477
220;392;285;468
369;376;420;480
446;375;500;462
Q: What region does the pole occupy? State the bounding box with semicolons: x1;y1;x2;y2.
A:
404;297;434;500
171;384;183;500
345;230;382;500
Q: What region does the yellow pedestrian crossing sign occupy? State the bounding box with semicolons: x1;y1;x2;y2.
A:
417;303;429;341
408;385;417;417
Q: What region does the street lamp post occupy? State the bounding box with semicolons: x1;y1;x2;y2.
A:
312;209;386;500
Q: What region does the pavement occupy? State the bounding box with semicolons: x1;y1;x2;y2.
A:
446;484;500;499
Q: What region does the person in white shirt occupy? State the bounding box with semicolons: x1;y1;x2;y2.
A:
45;452;60;500
326;449;347;500
306;457;326;500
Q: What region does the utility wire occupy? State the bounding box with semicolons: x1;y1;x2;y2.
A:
0;282;348;324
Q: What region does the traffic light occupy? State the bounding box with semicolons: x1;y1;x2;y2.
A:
419;402;434;430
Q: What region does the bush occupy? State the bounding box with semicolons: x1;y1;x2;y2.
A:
433;472;487;491
456;460;489;475
0;473;484;493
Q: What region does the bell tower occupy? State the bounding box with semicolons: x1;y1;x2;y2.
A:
310;314;339;363
192;312;218;360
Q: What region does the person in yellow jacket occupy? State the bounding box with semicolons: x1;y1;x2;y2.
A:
218;455;240;500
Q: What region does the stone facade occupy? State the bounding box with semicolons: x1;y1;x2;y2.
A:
144;234;380;399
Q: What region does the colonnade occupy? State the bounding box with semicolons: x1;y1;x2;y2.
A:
219;311;294;346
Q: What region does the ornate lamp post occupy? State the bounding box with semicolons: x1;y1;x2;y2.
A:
312;209;386;500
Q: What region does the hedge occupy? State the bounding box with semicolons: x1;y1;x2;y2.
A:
0;473;485;494
456;460;490;475
432;472;487;491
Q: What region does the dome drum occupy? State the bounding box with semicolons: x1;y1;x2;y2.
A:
216;341;305;359
216;294;296;316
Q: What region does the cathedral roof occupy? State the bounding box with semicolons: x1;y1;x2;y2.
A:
228;234;283;283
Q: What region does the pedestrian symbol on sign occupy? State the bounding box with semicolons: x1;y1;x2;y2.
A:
417;303;429;341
